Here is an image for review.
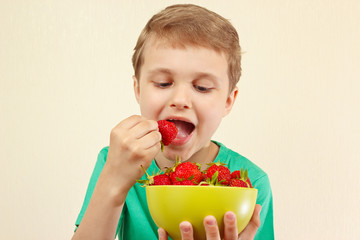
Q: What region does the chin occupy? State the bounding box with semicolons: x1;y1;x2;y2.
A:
163;147;192;162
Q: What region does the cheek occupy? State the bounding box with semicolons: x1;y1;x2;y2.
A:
138;92;163;117
198;101;225;132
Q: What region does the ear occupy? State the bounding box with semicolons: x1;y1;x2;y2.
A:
223;86;238;117
133;75;140;104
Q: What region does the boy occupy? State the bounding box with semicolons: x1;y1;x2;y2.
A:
72;4;274;240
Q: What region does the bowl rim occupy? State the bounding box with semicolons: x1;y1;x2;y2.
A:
145;185;257;191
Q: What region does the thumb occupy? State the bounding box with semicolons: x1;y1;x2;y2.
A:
158;227;168;240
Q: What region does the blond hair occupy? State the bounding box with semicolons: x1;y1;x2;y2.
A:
132;4;241;92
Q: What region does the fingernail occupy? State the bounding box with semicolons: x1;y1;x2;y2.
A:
158;229;164;237
182;225;190;232
206;218;216;225
226;213;235;220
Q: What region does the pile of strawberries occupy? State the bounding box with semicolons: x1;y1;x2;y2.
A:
138;120;253;188
138;159;253;188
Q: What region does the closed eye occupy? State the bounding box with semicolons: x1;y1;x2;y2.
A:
154;82;173;88
194;85;211;93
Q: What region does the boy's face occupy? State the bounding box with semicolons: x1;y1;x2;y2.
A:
134;38;238;161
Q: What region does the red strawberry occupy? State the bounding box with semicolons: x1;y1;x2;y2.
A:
170;162;203;185
172;180;182;185
231;170;241;179
157;120;178;146
231;168;252;188
199;182;210;186
205;162;231;186
153;174;172;185
136;166;171;186
230;178;249;187
181;180;196;185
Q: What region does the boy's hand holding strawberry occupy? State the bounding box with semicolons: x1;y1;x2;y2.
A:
103;118;177;198
104;115;162;199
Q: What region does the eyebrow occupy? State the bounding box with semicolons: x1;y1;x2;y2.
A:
148;68;220;83
148;68;173;77
193;72;219;83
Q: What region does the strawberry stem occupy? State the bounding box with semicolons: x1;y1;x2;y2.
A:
160;141;165;152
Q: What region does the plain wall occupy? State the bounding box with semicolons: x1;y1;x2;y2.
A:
1;0;359;239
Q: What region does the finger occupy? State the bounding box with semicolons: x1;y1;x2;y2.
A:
117;115;145;130
128;119;158;140
238;204;262;240
119;120;161;151
179;221;194;240
204;216;220;240
224;211;238;240
158;228;168;240
136;130;162;150
110;115;146;144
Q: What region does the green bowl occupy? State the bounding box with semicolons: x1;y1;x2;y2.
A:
146;185;257;240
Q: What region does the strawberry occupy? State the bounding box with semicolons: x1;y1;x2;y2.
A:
164;155;182;175
199;182;210;186
153;174;172;185
136;166;171;186
181;180;197;185
157;120;178;148
229;178;249;187
230;170;241;179
169;162;203;185
231;168;252;188
136;158;255;188
205;162;231;186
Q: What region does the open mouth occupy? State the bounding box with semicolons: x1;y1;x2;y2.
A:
167;120;195;139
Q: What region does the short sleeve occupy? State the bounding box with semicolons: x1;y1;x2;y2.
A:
254;174;275;240
74;147;109;230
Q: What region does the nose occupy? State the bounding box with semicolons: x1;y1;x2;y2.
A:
169;85;192;110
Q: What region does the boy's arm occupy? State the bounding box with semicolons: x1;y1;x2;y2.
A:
71;164;126;240
72;115;161;240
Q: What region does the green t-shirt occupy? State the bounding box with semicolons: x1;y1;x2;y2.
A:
75;141;274;239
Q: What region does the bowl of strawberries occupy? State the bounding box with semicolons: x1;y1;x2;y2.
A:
141;160;257;240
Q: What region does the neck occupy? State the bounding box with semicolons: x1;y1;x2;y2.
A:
154;141;220;171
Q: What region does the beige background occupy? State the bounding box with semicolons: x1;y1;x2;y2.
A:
1;0;360;239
